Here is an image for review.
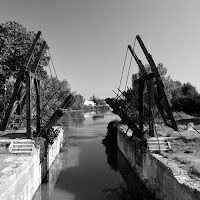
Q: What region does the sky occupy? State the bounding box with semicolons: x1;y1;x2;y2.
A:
1;0;200;100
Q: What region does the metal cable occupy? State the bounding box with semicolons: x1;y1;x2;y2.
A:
41;33;63;94
118;47;128;95
124;56;132;91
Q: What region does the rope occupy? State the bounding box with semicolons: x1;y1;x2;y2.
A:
47;49;59;81
118;47;128;95
124;56;132;91
48;64;57;92
124;37;136;91
133;37;137;51
41;33;62;94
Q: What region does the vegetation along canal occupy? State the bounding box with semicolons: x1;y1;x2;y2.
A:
33;111;155;200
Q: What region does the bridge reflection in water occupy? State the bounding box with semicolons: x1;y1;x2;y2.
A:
32;111;155;200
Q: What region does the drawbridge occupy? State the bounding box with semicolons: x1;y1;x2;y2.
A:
105;35;178;151
0;31;75;141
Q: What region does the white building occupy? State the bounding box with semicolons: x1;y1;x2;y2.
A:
84;100;95;107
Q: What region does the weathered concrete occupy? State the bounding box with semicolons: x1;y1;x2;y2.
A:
117;126;200;200
47;126;63;168
0;126;64;200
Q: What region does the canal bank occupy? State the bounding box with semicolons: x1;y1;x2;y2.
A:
0;126;63;200
117;125;200;200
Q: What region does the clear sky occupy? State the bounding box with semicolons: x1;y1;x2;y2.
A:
1;0;200;99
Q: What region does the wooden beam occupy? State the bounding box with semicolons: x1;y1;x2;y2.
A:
26;73;32;138
105;98;143;138
134;73;154;84
38;94;75;137
0;71;24;130
128;45;148;76
136;35;178;131
0;31;42;131
148;77;154;137
31;41;47;73
34;79;41;133
24;31;41;71
139;80;145;131
130;47;174;129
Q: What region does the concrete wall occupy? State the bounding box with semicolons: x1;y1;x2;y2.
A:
117;127;200;200
0;126;64;200
33;153;63;200
47;126;63;168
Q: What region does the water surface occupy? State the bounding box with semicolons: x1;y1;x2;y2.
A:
33;111;155;200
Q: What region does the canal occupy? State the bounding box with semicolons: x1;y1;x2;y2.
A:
33;111;155;200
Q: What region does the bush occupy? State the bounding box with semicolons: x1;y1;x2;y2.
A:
45;127;59;145
172;96;200;115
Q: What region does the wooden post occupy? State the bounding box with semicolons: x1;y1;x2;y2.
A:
35;79;41;134
26;72;32;138
139;80;145;131
31;41;46;73
136;35;178;131
0;31;42;131
24;31;41;70
148;76;154;137
0;72;24;130
128;45;148;76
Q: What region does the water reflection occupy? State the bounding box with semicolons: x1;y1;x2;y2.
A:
92;115;104;121
102;149;156;200
60;111;85;128
102;121;155;200
102;137;118;171
117;151;155;200
33;111;155;200
103;183;133;200
33;154;63;200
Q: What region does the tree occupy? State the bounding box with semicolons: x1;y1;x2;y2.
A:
71;94;84;110
171;82;200;114
0;20;86;128
181;83;198;97
0;21;49;78
0;20;85;128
